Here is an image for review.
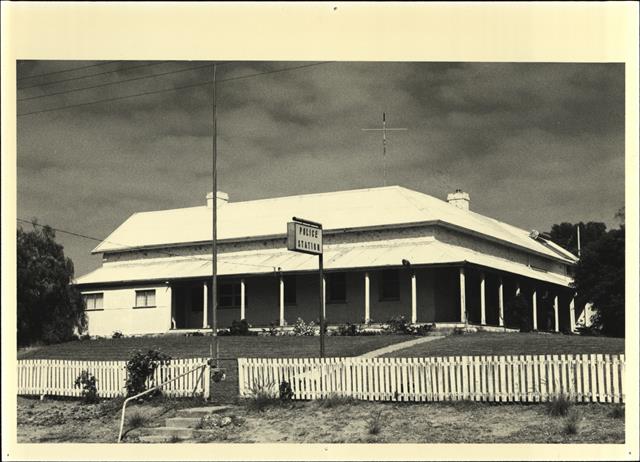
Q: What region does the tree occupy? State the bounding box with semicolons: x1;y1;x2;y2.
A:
17;223;86;346
547;211;625;338
573;223;625;337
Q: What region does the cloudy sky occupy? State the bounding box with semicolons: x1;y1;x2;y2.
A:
16;61;624;276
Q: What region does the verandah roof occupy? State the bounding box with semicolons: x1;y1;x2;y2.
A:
75;239;573;287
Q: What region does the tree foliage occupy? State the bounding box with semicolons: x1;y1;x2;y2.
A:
573;225;625;337
17;223;86;346
549;221;607;257
547;212;624;338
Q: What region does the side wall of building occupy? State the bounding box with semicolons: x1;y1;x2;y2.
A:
83;284;171;336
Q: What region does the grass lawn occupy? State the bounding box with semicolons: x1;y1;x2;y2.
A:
17;334;409;361
383;332;625;358
17;396;625;444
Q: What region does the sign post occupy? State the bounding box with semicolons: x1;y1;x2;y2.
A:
287;217;325;357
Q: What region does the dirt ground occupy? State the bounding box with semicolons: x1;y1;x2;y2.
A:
17;396;624;444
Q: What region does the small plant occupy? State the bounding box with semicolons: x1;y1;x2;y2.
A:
262;322;280;336
317;393;356;408
279;380;294;402
563;410;580;435
609;405;625;419
546;393;572;417
168;435;182;443
185;331;204;337
292;318;316;336
245;380;278;412
367;410;383;435
452;326;467;335
125;349;172;397
74;370;98;404
112;330;124;339
126;412;148;430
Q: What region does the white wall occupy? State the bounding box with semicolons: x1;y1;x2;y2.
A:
83;284;172;336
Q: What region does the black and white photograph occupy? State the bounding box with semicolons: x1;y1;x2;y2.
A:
2;2;638;460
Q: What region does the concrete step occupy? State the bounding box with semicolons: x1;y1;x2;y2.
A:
139;426;207;439
165;417;202;428
176;405;231;418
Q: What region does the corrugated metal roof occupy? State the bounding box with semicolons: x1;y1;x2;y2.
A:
76;239;572;287
91;186;578;263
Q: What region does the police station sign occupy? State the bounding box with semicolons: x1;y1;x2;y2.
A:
287;219;323;255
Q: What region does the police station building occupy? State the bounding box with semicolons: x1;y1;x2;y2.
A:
75;186;581;336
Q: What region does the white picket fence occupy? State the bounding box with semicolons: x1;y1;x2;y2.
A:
238;354;625;403
17;358;210;398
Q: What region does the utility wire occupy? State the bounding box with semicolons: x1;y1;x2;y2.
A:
17;61;123;81
17;61;169;91
17;62;333;118
17;218;281;271
17;62;220;102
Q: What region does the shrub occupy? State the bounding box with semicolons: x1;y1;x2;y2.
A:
125;349;172;398
77;333;92;341
112;330;123;339
563;410;580;435
335;323;361;336
261;322;279;336
74;370;98;404
292;318;316;336
229;319;255;336
367;410;383;435
279;380;294;402
576;325;601;337
384;315;412;334
546;393;571;417
126;412;148;429
609;405;625;419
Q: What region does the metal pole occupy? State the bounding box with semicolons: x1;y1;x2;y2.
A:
211;63;218;368
319;253;325;358
382;112;387;187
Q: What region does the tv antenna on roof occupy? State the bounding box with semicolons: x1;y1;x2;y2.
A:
362;112;408;186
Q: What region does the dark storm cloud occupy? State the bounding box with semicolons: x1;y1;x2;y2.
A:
17;61;625;276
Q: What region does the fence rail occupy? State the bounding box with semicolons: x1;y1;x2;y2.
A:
238;354;625;403
17;358;210;398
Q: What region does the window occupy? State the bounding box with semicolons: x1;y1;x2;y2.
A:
135;289;156;308
380;269;400;301
219;282;241;308
284;276;296;305
327;273;346;303
83;293;103;311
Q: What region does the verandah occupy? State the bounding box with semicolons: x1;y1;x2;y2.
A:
170;265;578;332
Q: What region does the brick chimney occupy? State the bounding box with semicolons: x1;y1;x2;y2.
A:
447;189;470;211
206;191;229;209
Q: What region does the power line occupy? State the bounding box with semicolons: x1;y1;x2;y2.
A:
17;61;169;91
17;62;218;102
16;218;280;271
17;61;123;81
17;62;334;118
